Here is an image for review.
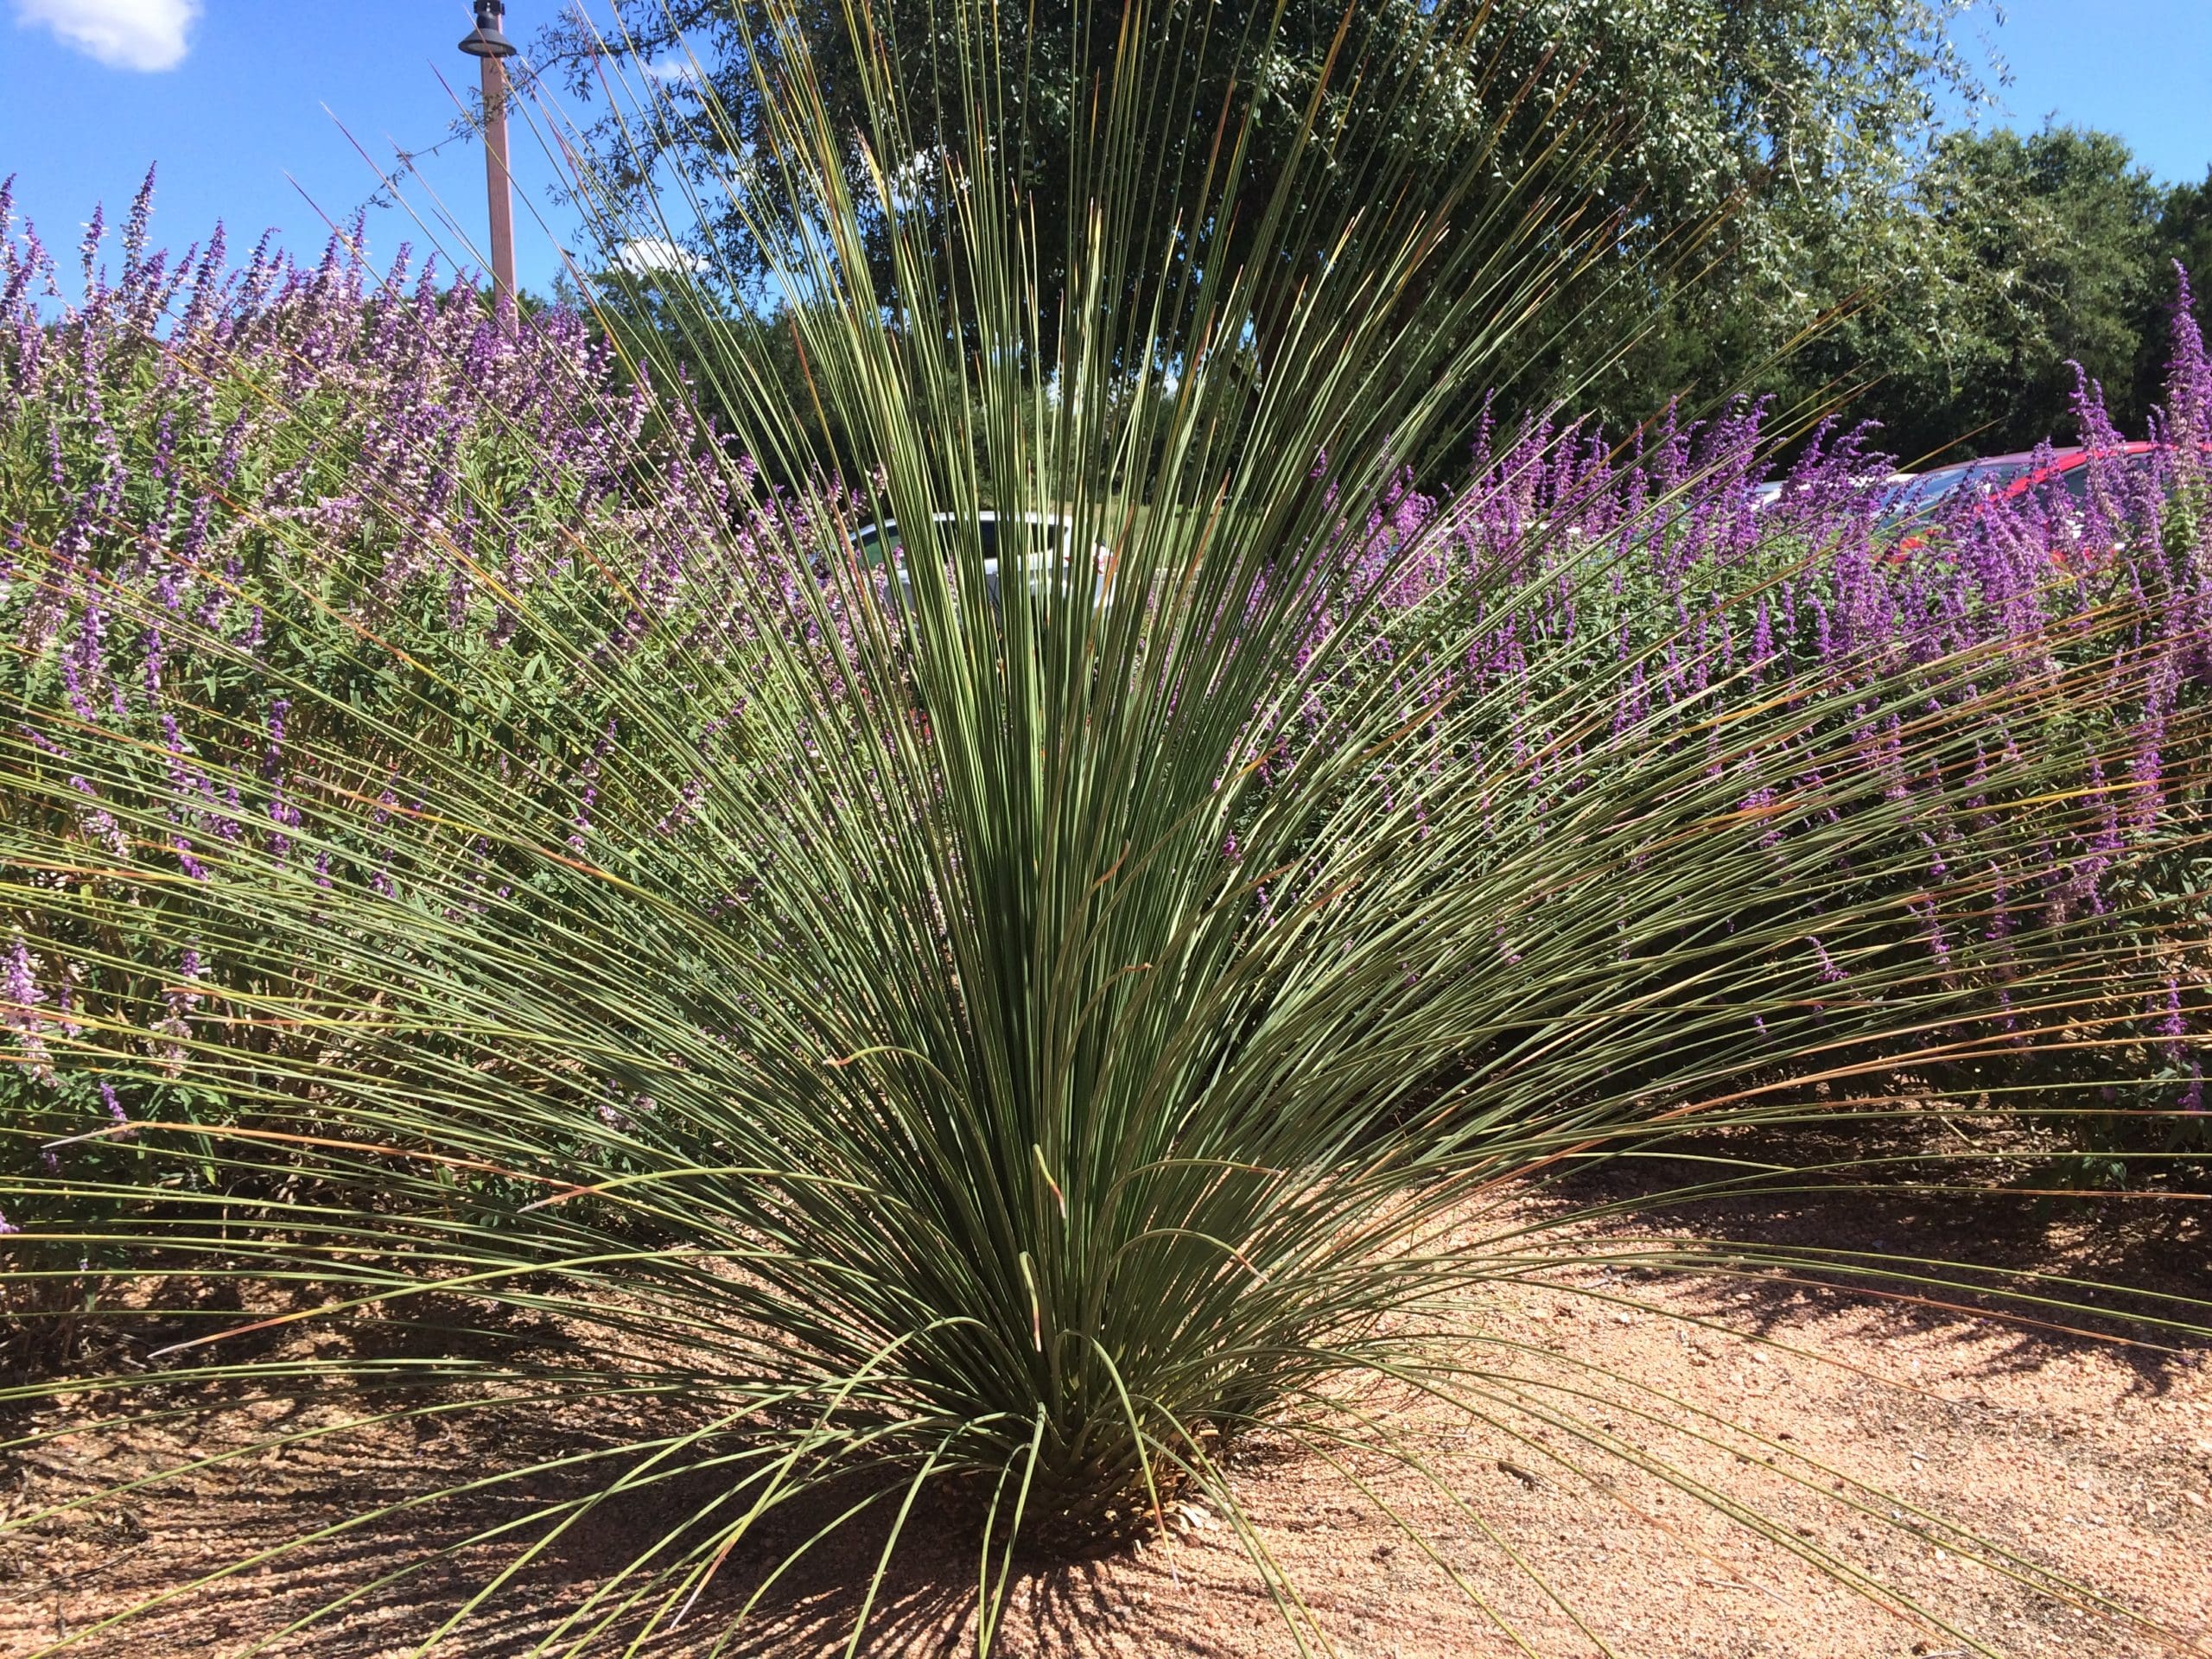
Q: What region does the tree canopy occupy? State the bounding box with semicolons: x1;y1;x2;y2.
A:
539;3;2210;462
543;1;1984;399
1811;127;2165;463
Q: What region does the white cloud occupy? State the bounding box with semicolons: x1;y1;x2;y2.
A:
13;0;201;72
613;239;706;276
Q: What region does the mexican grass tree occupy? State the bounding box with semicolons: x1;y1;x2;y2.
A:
3;2;2209;1651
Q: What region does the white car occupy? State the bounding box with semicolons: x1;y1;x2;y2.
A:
850;511;1114;610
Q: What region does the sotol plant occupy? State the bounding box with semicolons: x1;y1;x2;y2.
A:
3;3;2207;1653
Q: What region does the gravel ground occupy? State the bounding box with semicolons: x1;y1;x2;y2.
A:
3;1174;2206;1658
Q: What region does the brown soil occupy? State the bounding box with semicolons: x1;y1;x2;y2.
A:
3;1167;2208;1659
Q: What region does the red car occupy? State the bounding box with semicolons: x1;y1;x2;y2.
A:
1883;442;2204;559
1883;442;2176;514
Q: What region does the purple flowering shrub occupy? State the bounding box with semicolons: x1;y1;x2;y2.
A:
0;178;872;1268
1252;296;2210;1170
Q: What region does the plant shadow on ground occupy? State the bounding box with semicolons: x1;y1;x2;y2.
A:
1;1259;1232;1656
2;1383;1188;1658
1530;1100;2212;1394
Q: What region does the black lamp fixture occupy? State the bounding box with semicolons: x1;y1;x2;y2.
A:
459;0;518;59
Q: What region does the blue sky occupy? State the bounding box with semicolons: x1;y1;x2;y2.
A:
1967;0;2212;183
0;2;591;297
0;0;2207;302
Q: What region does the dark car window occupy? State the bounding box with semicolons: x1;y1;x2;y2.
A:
2018;454;2158;508
855;524;898;566
1970;461;2037;494
1891;468;1970;510
1889;464;1998;512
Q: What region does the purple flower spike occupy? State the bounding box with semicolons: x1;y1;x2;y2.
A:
100;1080;133;1137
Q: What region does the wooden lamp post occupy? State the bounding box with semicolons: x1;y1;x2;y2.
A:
458;0;520;303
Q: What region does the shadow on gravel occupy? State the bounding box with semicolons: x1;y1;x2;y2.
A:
2;1369;1212;1658
1525;1105;2212;1392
